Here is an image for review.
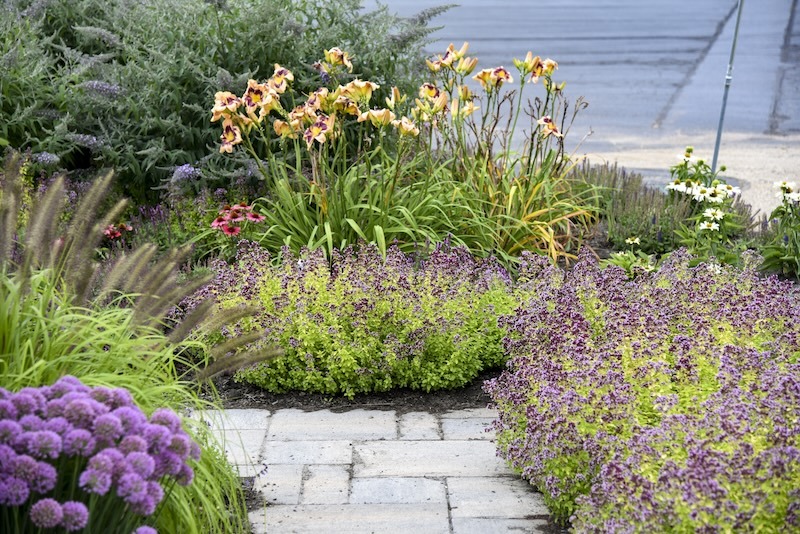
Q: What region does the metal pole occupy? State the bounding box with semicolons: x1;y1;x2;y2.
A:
712;0;746;173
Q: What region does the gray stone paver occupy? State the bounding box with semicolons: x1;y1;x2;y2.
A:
205;407;554;532
349;477;447;504
300;465;350;504
398;411;441;440
266;408;397;440
354;440;509;477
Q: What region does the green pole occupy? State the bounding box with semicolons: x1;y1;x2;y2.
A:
712;0;746;173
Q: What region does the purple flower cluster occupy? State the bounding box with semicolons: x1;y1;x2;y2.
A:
77;80;125;99
0;376;200;532
485;249;800;529
179;240;517;397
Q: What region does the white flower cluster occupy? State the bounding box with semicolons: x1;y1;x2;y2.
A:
774;180;800;203
666;180;741;203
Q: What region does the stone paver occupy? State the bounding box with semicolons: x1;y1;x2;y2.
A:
349;477;447;504
354;440;508;477
266;409;397;440
205;407;557;533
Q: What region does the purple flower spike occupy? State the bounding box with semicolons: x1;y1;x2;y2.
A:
61;501;89;531
133;526;157;534
30;498;63;529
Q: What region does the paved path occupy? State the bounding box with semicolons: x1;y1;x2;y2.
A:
196;408;560;533
376;0;800;216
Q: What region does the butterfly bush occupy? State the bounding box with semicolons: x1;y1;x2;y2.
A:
0;376;200;533
485;249;800;530
180;240;523;397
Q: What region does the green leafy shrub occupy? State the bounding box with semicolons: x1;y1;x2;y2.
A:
486;250;800;529
3;0;443;202
182;241;526;397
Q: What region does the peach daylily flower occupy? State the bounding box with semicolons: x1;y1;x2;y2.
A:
357;108;396;127
341;79;379;104
269;64;294;94
537;116;563;138
385;86;406;110
473;67;514;91
418;83;441;101
440;42;469;67
333;95;361;116
323;47;354;72
211;91;241;122
219;118;242;153
303;114;333;148
273;118;301;139
391;116;419;137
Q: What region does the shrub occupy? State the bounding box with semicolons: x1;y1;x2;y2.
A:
0;377;199;533
485;250;800;529
2;0;442;203
182;241;525;397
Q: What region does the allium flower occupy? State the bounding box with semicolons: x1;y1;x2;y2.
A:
126;451;156;478
24;430;63;460
63;428;95;457
61;501;89;531
1;476;30;506
133;527;157;534
93;413;123;444
30;498;63;528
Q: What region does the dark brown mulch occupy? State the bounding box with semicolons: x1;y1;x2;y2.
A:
208;368;499;415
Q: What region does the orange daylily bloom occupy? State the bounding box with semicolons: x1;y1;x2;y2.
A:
305;88;330;112
303;114;335;148
219;118;242;153
542;58;558;76
242;79;279;121
333;95;361;116
211;91;241;122
472;67;513;90
451;99;479;119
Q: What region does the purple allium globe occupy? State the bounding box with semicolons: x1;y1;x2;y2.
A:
29;498;63;528
0;376;200;532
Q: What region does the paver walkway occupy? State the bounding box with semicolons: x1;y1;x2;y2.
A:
196;408;559;533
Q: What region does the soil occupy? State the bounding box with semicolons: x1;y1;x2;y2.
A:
209;368;498;414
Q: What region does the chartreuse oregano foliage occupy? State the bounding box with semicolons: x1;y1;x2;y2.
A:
486;249;800;530
180;240;534;398
0;151;281;533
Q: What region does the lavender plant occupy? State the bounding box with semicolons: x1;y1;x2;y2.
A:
485;250;800;529
180;240;523;397
0;376;200;533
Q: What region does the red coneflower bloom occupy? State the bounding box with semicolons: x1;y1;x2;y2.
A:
246;212;266;223
211;216;227;229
